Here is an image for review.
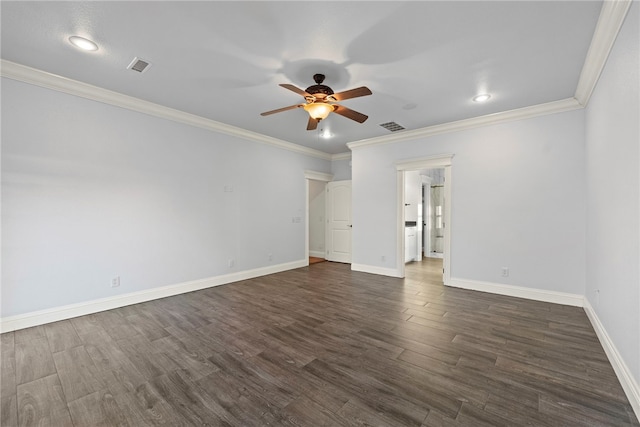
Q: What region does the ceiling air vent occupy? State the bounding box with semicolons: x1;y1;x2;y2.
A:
379;121;405;132
127;57;151;73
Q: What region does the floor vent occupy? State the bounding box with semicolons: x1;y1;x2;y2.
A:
379;121;405;132
127;57;151;73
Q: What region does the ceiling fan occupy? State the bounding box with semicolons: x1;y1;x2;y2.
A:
261;74;372;130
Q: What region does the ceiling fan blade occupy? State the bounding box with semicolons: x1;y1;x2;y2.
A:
307;117;319;131
280;83;311;97
260;104;302;116
330;86;372;102
333;105;368;123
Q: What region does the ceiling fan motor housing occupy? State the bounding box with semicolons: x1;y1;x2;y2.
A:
306;74;334;97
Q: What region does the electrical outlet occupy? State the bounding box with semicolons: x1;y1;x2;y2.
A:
268;253;273;261
381;255;386;262
228;259;235;268
111;276;120;288
501;267;509;277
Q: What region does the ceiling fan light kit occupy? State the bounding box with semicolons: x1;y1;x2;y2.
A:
303;102;334;120
261;74;372;131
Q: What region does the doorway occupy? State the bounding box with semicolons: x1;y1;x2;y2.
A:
308;179;327;261
396;155;452;282
304;171;333;266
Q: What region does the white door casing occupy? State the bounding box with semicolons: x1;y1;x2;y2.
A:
396;155;453;281
326;180;352;263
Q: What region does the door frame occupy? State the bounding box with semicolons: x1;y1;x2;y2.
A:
304;170;333;266
396;154;453;282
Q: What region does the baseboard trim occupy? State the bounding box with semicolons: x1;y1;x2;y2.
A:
446;277;584;307
0;259;307;333
583;298;640;420
309;250;325;258
351;263;403;278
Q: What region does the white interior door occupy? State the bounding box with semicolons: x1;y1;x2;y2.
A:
325;180;352;263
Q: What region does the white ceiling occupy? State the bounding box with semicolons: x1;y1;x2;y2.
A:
1;1;602;154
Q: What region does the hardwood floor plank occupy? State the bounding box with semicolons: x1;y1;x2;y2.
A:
454;402;515;427
17;374;73;426
117;335;179;379
1;394;18;427
67;389;129;427
538;393;638;426
283;395;349;426
196;369;296;426
0;332;14;352
13;326;46;344
207;350;299;408
111;383;180;427
151;335;218;380
251;348;349;413
125;314;170;342
303;358;431;425
15;337;56;385
44;320;82;353
495;355;633;412
1;343;16;398
0;258;637;426
421;408;459;427
336;398;410;427
53;345;105;402
149;370;236;426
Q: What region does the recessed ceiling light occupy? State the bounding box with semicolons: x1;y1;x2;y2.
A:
472;94;491;103
68;36;98;52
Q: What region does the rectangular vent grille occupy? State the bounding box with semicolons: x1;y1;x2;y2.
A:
379;121;405;132
127;57;151;73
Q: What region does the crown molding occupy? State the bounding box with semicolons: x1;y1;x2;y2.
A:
347;97;582;151
3;0;629;159
304;170;333;181
331;152;352;161
0;60;332;161
575;0;633;106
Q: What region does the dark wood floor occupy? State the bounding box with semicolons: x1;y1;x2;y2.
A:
1;258;638;426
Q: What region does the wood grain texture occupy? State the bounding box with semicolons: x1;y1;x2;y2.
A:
1;258;637;426
17;374;73;426
67;389;129;427
53;345;105;402
15;337;56;385
44;320;82;353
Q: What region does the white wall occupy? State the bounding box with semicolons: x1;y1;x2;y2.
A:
1;77;331;318
331;157;352;181
352;109;586;294
585;2;639;383
308;180;326;257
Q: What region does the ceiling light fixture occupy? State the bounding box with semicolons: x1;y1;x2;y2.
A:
472;93;491;103
303;102;335;121
68;36;98;51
